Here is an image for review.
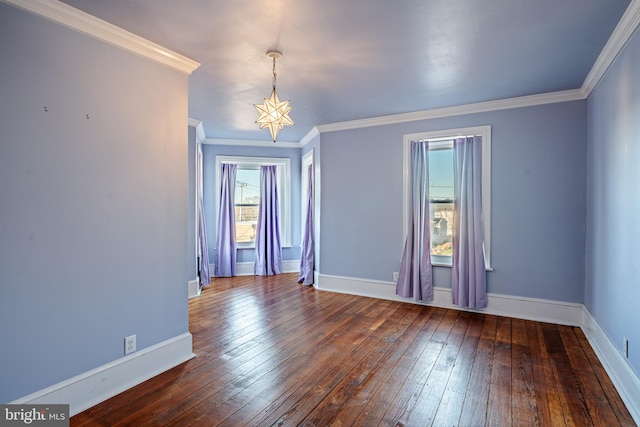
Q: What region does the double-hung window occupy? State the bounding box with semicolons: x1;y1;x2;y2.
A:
403;126;492;268
215;156;291;248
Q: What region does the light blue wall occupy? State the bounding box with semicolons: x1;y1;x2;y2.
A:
0;4;190;402
319;101;587;302
586;26;640;376
202;144;302;266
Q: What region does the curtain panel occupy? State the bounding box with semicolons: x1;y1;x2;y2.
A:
452;136;487;308
299;163;314;285
396;140;433;301
196;143;210;287
254;165;283;276
214;163;237;277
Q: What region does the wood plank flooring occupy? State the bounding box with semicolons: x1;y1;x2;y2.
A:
71;273;635;426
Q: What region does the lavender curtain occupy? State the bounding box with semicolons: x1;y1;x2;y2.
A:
254;165;283;276
196;143;210;286
452;136;487;308
197;197;210;286
298;164;314;285
214;163;237;277
396;140;433;301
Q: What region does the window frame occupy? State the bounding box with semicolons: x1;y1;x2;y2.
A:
215;155;291;248
402;125;492;269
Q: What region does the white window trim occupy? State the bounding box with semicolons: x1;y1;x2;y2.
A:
215;155;291;248
402;125;492;270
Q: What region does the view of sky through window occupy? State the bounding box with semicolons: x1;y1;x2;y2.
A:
235;169;260;204
429;147;454;201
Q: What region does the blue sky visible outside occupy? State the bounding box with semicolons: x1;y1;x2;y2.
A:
429;148;454;200
235;169;260;204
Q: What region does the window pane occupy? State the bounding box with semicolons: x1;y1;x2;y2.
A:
429;147;453;256
430;202;453;255
235;169;260;243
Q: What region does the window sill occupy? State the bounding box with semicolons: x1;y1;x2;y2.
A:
236;244;293;250
431;262;494;272
432;262;452;268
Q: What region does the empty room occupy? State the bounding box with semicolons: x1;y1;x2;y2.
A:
1;0;639;425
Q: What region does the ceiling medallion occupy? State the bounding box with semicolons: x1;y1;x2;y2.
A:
254;50;294;142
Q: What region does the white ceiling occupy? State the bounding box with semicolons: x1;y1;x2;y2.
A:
59;0;631;142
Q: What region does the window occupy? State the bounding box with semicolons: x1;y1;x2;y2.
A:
403;126;491;268
216;156;291;247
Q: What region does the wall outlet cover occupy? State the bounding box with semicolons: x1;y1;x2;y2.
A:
125;335;136;355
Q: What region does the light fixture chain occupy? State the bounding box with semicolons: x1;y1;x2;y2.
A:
272;56;277;89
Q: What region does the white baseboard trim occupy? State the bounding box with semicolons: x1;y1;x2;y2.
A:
316;274;583;326
282;259;300;274
581;308;640;424
10;332;195;416
209;260;300;277
188;279;200;299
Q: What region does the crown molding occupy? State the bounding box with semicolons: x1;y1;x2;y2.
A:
204;138;301;149
582;0;640;96
1;0;200;74
197;89;583;144
316;89;585;134
299;127;320;148
188;118;206;144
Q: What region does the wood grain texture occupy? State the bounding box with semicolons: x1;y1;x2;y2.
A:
71;274;635;426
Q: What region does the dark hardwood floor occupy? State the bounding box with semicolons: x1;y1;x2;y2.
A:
72;273;635;426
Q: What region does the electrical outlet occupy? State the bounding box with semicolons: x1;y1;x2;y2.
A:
623;337;629;358
125;335;136;355
393;272;399;281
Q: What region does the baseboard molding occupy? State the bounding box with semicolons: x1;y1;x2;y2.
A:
581;308;640;424
10;332;195;416
316;274;583;326
282;259;300;274
209;259;300;277
188;279;200;299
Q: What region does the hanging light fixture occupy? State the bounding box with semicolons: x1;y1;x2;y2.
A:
254;50;294;142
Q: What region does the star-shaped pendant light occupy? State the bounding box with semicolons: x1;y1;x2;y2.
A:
254;51;294;142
